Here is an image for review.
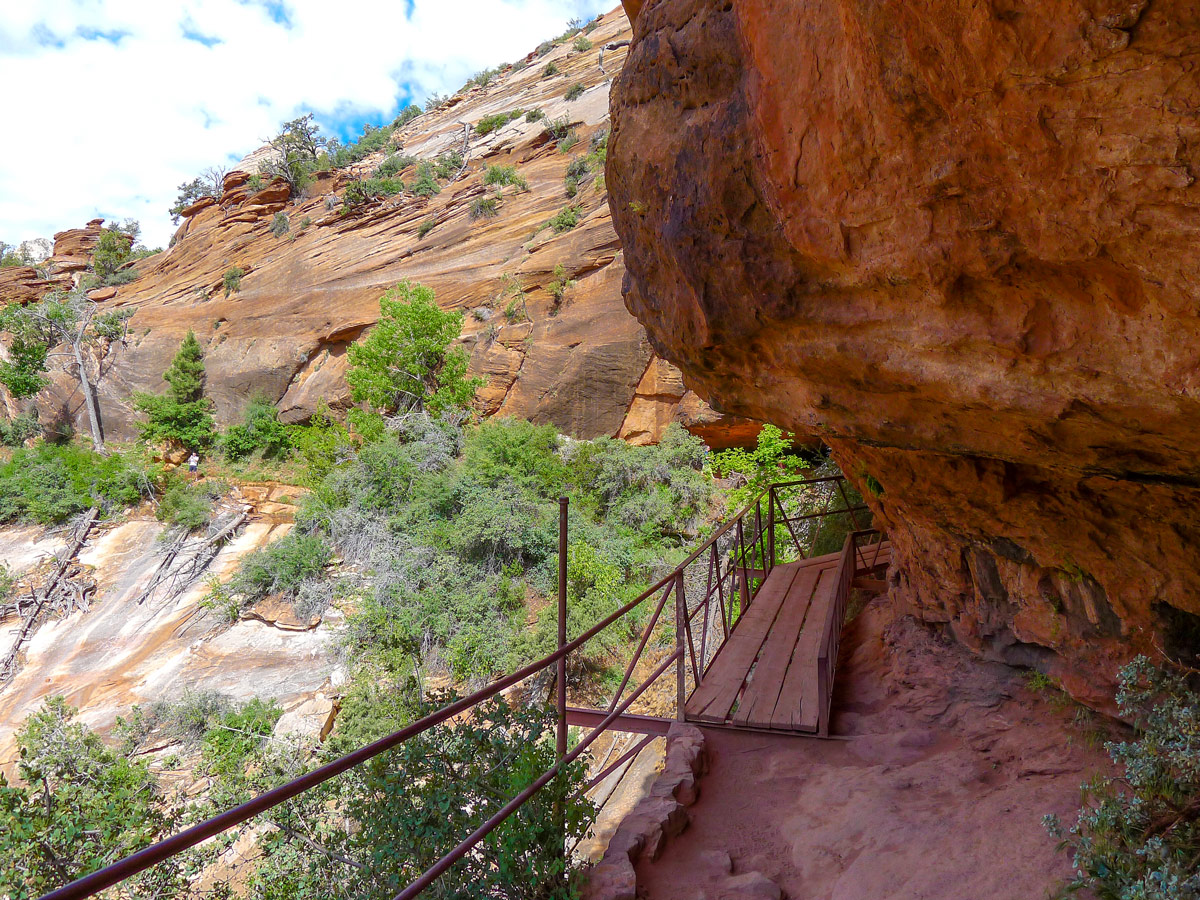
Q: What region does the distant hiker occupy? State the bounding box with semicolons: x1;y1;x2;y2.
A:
188;452;199;474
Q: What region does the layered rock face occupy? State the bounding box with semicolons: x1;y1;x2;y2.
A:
0;8;747;447
609;0;1200;705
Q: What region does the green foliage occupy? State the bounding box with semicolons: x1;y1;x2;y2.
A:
475;109;524;136
710;424;807;510
0;562;14;604
526;108;546;123
169;167;224;224
434;151;465;179
270;212;289;237
416;216;437;238
565;82;585;101
228;530;332;603
542;61;559;77
287;401;353;481
1045;657;1200;900
261;113;326;191
470;195;500;219
223;266;244;296
341;177;405;211
156;479;214;531
346;280;482;419
0;442;148;524
548;205;582;233
573;36;593;52
0;698;171;898
392;104;422;128
374;154;415;178
91;222;135;282
483;164;528;191
221;396;292;461
411;161;440;197
547;263;575;306
863;472;884;497
0;410;41;446
467;66;502;88
133;330;216;451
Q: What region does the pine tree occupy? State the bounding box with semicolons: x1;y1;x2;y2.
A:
133;330;215;451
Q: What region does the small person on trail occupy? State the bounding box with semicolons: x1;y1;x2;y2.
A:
188;451;199;475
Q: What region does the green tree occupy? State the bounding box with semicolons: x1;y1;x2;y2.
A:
709;423;808;510
133;330;216;451
347;281;482;426
0;290;133;451
0;698;180;898
261;113;326;193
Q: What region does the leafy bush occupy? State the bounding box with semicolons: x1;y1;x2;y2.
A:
475;109;524;136
221;396;292;461
411;161;440;197
434;151;465;179
0;698;174;898
548;205;582;233
229;530;332;603
91;223;135;282
156;480;214;531
287;401;353;481
133;330;216;451
470;196;500;219
0;442;148;524
0;410;41;446
542;61;559;77
375;154;415;178
416;216;437;238
392;104;422;128
525;108;546;123
547;263;574;306
1046;657;1200;900
573;36;593;52
270;212;289;237
342;176;405;210
709;424;807;510
565;82;585;101
223;266;244;296
483;164;528;191
467;66;502;88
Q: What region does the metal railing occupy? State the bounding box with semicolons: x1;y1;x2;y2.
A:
40;475;874;900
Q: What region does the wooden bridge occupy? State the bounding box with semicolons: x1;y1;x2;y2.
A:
686;539;890;734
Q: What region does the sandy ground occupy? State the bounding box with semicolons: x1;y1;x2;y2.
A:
636;600;1114;900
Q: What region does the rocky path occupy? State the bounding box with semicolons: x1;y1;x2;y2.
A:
634;601;1112;899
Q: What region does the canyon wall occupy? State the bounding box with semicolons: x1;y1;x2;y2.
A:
0;8;750;449
609;0;1200;705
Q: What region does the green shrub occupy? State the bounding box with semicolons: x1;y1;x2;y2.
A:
287;401;353;481
573;36;593;52
221;396;292;461
323;121;397;170
542;61;559;77
0;442;148;524
230;530;331;602
156;480;213;531
474;109;524;136
525;108;546;123
375;154;415;178
91;224;134;282
223;266;244;296
434;151;464;179
392;104;422;128
470;196;500;219
270;212;289;237
483;164;528;191
411;162;440;197
342;177;405;210
709;423;807;510
133;330;216;451
543;117;577;151
565;82;585;101
0;410;41;446
1046;656;1200;900
467;67;501;88
417;216;437;238
548;205;582;233
547;263;574;305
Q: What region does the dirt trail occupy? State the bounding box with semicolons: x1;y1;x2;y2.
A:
636;601;1112;899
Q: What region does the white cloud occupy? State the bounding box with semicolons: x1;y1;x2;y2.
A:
0;0;612;249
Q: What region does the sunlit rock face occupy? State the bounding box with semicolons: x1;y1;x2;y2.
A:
609;0;1200;706
0;7;745;448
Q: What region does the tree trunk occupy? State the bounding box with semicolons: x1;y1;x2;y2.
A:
72;337;104;452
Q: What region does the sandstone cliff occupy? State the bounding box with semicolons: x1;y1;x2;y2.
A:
0;8;750;448
609;0;1200;706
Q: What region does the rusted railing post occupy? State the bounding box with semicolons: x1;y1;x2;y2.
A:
675;572;686;721
767;486;775;570
557;497;568;760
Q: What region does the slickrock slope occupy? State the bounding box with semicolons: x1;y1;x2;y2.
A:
609;0;1200;705
0;8;749;448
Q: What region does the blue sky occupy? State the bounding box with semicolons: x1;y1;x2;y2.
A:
0;0;613;250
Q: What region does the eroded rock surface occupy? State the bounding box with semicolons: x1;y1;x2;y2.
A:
609;0;1200;703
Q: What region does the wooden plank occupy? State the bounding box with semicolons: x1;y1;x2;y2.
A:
774;567;838;731
685;564;799;723
733;565;821;728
